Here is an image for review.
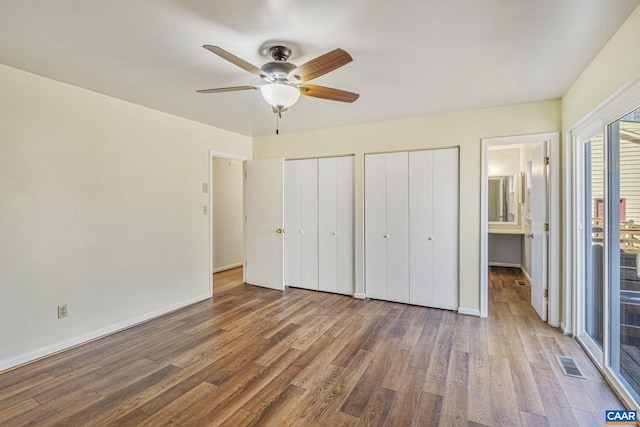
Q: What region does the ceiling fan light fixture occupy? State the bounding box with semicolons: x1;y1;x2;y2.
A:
260;83;300;110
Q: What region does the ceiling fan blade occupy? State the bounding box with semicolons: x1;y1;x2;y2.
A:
203;45;273;81
299;84;359;103
197;85;261;94
287;48;353;82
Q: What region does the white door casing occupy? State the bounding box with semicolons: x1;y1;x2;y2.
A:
244;158;285;290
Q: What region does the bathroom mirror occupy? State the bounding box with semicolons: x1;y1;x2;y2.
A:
488;175;517;224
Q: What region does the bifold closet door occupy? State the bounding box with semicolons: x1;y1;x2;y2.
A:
364;152;409;303
409;148;458;310
318;156;354;295
284;159;318;290
409;150;435;307
432;148;458;310
386;152;410;303
364;153;387;300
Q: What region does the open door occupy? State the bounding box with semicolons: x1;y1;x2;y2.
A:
530;142;548;321
244;159;285;290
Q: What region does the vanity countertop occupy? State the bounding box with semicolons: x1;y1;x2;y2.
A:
488;228;525;235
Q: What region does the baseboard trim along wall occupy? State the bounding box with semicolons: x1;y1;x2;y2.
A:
213;262;243;273
353;293;366;299
0;293;211;373
488;262;522;268
458;307;481;317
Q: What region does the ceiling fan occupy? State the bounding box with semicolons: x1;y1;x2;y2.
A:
197;45;359;114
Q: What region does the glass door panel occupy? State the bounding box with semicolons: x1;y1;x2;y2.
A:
585;131;605;349
609;106;640;401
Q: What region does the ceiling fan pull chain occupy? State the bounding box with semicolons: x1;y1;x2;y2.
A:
276;111;279;135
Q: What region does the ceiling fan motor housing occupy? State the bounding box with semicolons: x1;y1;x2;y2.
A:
261;60;296;82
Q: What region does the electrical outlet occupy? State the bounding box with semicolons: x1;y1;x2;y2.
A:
58;304;68;319
203;205;208;215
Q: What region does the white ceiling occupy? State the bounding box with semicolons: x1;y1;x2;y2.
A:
1;1;639;137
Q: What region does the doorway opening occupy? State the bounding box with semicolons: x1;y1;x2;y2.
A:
480;133;560;324
209;151;250;295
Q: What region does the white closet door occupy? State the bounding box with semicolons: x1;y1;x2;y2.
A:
385;152;410;303
318;157;338;293
409;150;435;306
299;159;319;290
284;160;301;287
365;153;387;300
335;156;354;294
432;148;459;310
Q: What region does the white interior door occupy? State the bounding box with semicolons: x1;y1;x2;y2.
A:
319;157;338;293
433;148;459;310
409;150;435;306
335;156;355;295
365;153;387;300
299;159;319;290
244;158;284;290
386;152;410;304
284;160;301;287
530;143;548;320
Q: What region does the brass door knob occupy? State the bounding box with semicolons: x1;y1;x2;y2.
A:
276;228;283;234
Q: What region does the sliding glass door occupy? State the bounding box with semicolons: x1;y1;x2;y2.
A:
577;105;640;407
579;105;640;406
608;107;640;401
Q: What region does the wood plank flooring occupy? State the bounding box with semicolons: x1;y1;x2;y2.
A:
0;267;625;426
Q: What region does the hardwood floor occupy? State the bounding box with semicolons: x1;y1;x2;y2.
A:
0;267;624;426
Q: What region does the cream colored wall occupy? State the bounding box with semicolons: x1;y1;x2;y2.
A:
562;5;640;130
253;100;561;311
213;158;244;271
0;64;251;370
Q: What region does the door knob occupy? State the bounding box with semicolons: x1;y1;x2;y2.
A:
384;234;389;238
332;232;337;236
428;237;433;241
276;228;283;234
526;233;533;238
299;230;304;234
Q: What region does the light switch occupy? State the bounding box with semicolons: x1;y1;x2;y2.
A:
202;183;208;193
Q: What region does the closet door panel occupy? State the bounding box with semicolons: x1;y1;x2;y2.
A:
284;161;301;287
432;148;459;310
409;150;435;306
299;159;319;290
385;152;410;303
364;153;387;300
318;157;338;293
335;156;355;295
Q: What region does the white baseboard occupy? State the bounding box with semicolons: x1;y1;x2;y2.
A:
488;262;522;268
213;262;243;273
353;292;366;299
520;266;532;281
560;322;572;336
458;307;481;317
0;293;211;373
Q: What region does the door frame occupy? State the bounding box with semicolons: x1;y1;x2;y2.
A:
480;133;560;324
208;149;251;296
